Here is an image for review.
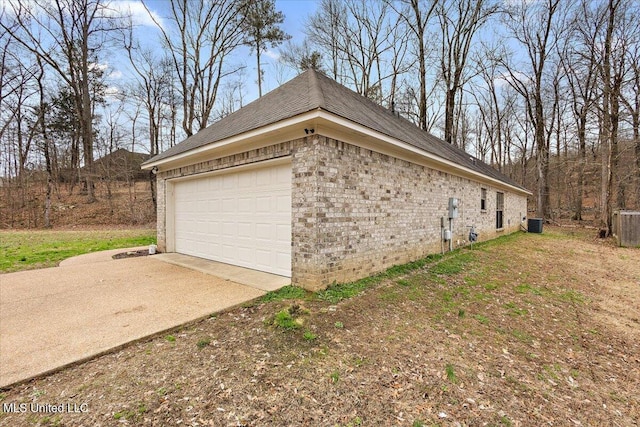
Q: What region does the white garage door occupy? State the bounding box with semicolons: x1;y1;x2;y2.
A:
173;161;291;277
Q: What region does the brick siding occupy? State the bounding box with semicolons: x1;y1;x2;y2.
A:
156;134;528;291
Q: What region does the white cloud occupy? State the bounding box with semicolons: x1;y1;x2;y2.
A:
264;49;280;61
104;85;122;100
109;69;123;79
108;0;165;28
89;62;109;73
494;70;531;89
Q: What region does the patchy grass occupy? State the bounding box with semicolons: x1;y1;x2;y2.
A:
259;285;309;303
0;229;155;272
316;252;459;303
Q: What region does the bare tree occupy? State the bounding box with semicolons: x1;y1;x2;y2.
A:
499;0;567;219
388;0;438;130
437;0;498;147
620;44;640;207
306;0;347;81
1;0;125;202
307;0;412;106
471;45;516;172
597;0;638;231
32;56;54;227
144;0;246;136
279;40;325;74
561;0;602;221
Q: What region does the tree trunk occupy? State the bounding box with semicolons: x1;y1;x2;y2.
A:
634;114;640;208
535;99;551;219
81;19;95;203
445;88;455;145
574;115;587;221
256;38;263;97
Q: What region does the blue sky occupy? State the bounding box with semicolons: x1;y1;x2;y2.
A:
123;0;319;101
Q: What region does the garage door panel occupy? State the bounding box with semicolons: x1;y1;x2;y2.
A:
255;223;273;240
255;196;272;213
222;198;237;213
276;252;291;269
221;174;238;189
237;222;253;238
174;162;291;277
276;224;291;241
237;197;254;213
222;222;236;237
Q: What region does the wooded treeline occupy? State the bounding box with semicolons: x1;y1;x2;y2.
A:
1;0;639;232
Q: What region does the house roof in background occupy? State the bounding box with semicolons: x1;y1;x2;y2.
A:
145;70;527;192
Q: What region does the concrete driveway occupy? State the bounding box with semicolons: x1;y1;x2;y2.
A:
0;249;289;388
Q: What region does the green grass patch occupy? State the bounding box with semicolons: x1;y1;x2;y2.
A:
513;283;542;295
430;252;475;276
113;403;148;421
504;302;528;316
511;329;532;343
196;338;211;349
316;278;372;304
260;285;309;303
303;330;317;341
273;309;299;330
558;289;587;304
316;255;444;303
474;314;489;324
483;281;499;291
396;279;410;286
0;229;155;272
270;304;310;331
445;363;457;383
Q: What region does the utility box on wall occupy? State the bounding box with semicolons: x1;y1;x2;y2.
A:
448;198;459;219
612;210;640;247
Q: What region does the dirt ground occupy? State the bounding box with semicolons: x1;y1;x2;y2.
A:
0;181;155;229
0;226;639;426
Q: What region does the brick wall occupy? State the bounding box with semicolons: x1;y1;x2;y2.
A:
291;136;527;290
155;134;528;291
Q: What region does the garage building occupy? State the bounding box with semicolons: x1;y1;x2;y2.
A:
142;70;530;291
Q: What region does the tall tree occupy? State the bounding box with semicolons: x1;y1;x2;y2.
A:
500;0;566;219
239;0;290;97
33;56;54;228
471;45;516;172
437;0;498;147
279;40;325;74
1;0;124;202
620;41;640;206
306;0;347;81
145;0;246;136
123;28;177;212
561;0;602;221
307;0;411;106
597;0;638;231
392;0;438;130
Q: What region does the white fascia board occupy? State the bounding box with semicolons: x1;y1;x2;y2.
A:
314;111;532;196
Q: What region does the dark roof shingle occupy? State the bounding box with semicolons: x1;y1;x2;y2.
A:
146;70;527;192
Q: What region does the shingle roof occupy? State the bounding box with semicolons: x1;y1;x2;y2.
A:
145;69;527;192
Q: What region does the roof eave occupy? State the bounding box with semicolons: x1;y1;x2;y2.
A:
141;110;322;171
143;108;531;197
313;111;532;196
